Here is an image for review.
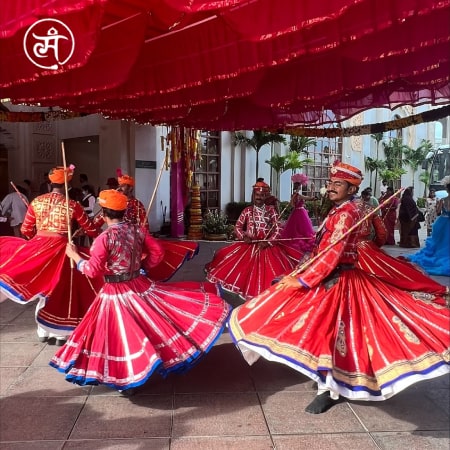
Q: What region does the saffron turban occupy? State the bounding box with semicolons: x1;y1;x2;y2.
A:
329;162;363;186
98;189;128;211
48;166;74;184
253;181;270;193
118;174;135;187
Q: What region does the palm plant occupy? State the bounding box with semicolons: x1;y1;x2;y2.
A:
234;130;286;180
382;138;408;188
402;139;433;189
364;156;378;190
419;170;431;197
265;154;286;199
265;152;313;198
289;136;317;157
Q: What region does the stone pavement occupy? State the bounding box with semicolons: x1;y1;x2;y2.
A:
0;228;449;449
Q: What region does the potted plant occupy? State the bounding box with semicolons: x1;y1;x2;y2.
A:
202;209;229;240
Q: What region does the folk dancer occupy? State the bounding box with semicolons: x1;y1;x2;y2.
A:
51;189;230;394
205;181;302;301
228;161;449;414
0;166;101;345
93;171;200;283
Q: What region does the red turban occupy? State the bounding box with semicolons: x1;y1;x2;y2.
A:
329;162;363;186
98;189;128;211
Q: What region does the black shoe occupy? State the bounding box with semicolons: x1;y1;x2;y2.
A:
55;338;67;347
119;388;136;397
305;392;340;414
38;336;48;343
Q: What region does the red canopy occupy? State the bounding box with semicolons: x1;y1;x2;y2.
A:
1;0;449;129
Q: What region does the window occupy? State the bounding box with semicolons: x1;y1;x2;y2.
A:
302;138;343;194
194;131;221;213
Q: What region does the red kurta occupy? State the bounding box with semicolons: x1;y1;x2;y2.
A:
0;192;101;336
206;204;302;300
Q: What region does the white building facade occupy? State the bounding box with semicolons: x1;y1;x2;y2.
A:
1;103;448;235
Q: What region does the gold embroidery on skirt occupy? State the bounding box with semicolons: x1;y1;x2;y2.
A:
291;306;313;332
336;321;347;356
392;316;420;344
411;292;446;309
364;326;374;358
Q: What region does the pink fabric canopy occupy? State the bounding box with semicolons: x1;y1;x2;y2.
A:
1;0;449;129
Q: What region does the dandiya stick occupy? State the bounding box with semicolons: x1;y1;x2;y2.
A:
9;181;29;208
238;187;405;323
61;142;74;269
288;187;404;276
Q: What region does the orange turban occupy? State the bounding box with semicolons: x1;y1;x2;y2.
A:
118;174;135;187
98;189;128;211
48;166;74;184
252;181;270;193
329;162;363;186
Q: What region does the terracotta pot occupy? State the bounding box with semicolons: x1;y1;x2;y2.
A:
204;233;227;241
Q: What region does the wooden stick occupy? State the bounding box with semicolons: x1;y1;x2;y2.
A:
9;181;29;208
144;161;166;223
61;142;74;268
289;187;404;277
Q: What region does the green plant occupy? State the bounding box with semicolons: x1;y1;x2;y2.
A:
202;209;229;234
234;130;286;179
416;197;426;208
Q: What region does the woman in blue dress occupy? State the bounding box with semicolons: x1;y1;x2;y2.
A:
407;178;450;276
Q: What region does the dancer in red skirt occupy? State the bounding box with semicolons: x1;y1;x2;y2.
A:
228;162;449;414
205;181;302;301
0;166;101;344
51;190;230;394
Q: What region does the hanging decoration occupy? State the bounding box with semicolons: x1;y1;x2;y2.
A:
0;109;86;122
275;105;450;138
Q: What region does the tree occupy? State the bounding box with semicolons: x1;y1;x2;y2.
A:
364;156;378;190
382;138;408;188
402;139;433;190
265;152;313;198
265;154;286;199
289;136;317;157
234;130;286;180
419;170;431;198
378;167;407;187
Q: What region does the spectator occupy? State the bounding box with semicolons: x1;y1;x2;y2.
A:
39;172;51;194
0;184;29;237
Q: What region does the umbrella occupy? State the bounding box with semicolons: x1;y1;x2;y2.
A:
435;190;449;200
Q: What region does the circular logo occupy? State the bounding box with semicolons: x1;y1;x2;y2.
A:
23;18;75;70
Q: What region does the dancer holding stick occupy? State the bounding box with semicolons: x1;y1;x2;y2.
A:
228;161;449;414
0;161;100;345
205;180;303;301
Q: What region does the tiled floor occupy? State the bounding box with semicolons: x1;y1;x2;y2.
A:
1;230;449;449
